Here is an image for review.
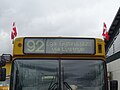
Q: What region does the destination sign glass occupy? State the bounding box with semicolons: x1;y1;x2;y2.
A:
24;38;95;54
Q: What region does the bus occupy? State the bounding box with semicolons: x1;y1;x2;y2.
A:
0;54;12;90
0;37;118;90
0;62;11;90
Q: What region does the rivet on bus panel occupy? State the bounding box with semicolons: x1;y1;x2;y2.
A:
18;43;22;47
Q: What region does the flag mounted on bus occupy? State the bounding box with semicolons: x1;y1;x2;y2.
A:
102;22;109;41
11;22;17;40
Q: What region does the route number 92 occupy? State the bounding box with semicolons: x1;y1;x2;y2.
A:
25;40;45;53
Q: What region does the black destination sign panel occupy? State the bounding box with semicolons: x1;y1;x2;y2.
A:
24;38;95;54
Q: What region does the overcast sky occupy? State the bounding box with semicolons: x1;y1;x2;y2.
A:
0;0;120;54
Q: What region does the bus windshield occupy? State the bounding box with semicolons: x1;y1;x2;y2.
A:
11;59;105;90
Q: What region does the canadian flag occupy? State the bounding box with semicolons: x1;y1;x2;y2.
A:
102;22;109;41
11;22;17;39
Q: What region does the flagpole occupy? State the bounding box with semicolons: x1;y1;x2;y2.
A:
12;39;14;44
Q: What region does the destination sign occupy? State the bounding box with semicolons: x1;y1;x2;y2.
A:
24;38;95;54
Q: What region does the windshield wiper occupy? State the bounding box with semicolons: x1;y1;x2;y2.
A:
63;82;72;90
48;65;73;90
48;82;72;90
48;68;58;90
48;82;58;90
62;67;72;90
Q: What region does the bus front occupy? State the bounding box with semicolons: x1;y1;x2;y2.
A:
10;37;107;90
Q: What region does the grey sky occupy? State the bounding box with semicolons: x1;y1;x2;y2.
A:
0;0;120;54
